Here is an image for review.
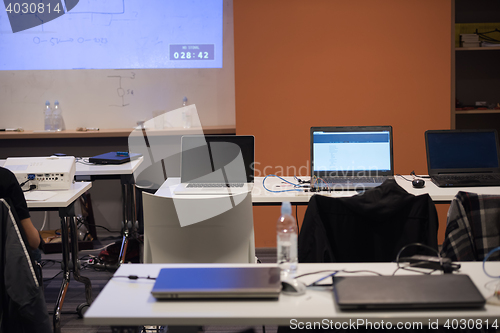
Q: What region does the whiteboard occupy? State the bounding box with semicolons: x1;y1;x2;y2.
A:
0;0;235;130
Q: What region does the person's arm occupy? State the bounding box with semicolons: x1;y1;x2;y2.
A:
20;217;40;250
1;167;40;250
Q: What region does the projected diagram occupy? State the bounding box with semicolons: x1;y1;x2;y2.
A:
0;0;223;70
108;72;135;107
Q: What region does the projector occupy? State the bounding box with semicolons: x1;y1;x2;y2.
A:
3;156;76;191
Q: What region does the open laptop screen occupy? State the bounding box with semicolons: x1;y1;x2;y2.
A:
180;135;255;183
311;126;393;177
426;130;500;170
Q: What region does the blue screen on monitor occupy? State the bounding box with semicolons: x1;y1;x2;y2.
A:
427;131;499;170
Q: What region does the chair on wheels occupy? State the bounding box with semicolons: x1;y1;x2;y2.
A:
0;198;51;333
298;179;439;263
142;191;255;263
441;191;500;261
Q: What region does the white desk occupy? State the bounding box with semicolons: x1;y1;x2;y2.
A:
155;176;500;205
0;157;144;177
84;262;500;327
27;182;92;333
75;157;144;264
1;157;145;264
26;181;92;209
74;157;143;177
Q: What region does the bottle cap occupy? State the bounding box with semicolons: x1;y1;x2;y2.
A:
45;100;50;105
54;100;59;105
281;201;292;215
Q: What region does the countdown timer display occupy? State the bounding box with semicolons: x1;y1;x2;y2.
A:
170;44;215;61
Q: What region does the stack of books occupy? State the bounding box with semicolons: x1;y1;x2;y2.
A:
460;34;480;48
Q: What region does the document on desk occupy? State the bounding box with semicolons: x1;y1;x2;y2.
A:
24;191;57;201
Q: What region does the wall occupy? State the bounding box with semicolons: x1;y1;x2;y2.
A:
234;0;452;247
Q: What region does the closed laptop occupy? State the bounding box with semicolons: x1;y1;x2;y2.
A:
151;266;281;299
333;274;485;310
89;152;142;165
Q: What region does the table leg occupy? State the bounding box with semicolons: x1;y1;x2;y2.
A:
69;214;93;306
53;215;70;333
53;206;93;333
119;175;137;265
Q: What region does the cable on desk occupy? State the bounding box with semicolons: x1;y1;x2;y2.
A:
396;174;413;182
113;275;156;280
296;269;386;288
75;157;94;165
310;175;331;192
410;170;431;179
393;242;458;275
262;174;304;193
294;175;310;184
483;246;500;279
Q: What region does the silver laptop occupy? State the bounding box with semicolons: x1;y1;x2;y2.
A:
333;274;485;310
310;126;394;190
174;135;255;195
151;266;281;299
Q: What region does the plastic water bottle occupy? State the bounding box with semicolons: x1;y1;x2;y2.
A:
182;96;191;128
44;101;52;131
52;100;63;131
277;201;298;279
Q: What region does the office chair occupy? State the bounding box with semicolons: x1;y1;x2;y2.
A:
441;191;500;261
0;198;52;333
142;191;255;263
298;179;439;263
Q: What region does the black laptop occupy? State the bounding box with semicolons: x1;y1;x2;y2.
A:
425;129;500;187
333;274;485;310
310;126;394;190
89;152;142;165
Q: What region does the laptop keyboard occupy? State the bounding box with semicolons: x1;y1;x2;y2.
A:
186;183;244;188
322;177;388;184
437;174;500;181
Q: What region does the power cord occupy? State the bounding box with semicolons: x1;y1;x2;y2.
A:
483;246;500;278
262;174;304;193
410;170;431;179
296;269;385;287
23;184;37;192
113;275;156;280
394;243;460;275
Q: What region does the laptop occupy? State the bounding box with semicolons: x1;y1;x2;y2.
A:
151;266;281;299
425;129;500;187
333;274;485;310
89;152;142;165
310;126;394;190
173;135;255;195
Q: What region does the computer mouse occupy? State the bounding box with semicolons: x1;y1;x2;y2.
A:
412;179;425;188
281;279;307;295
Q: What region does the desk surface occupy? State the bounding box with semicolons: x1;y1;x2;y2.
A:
0;126;236;139
0;157;143;177
155;176;500;204
75;157;143;176
25;181;91;209
84;262;500;327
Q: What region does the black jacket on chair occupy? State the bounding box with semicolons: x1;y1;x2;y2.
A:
0;199;52;333
298;179;439;263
